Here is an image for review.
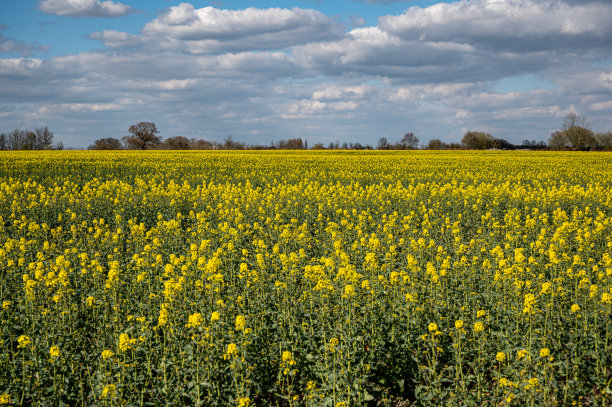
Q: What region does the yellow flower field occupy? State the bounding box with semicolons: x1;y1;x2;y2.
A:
0;150;611;406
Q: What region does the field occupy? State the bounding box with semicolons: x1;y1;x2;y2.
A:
0;150;611;406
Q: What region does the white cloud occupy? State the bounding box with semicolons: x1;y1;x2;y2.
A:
140;5;343;51
379;0;612;52
89;30;145;48
39;0;133;17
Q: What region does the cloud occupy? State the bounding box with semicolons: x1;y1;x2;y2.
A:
139;4;343;52
379;0;612;53
0;34;39;55
89;30;146;48
39;0;134;17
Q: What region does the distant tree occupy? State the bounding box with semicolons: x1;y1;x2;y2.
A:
8;129;25;150
0;133;6;151
277;138;305;149
89;137;122;150
162;136;191;150
563;113;588;130
34;127;54;149
190;138;213;150
311;143;326;150
222;136;245;150
594;132;612;151
461;131;495;150
426;139;448;150
549;113;595;150
377;137;391;150
492;138;515;150
548;131;568;150
399;132;419;149
126;122;161;150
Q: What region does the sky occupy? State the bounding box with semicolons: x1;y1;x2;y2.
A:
0;0;611;148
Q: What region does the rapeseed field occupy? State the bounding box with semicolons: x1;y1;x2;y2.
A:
0;150;610;406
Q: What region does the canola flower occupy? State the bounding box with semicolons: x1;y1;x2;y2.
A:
49;346;60;359
0;150;610;406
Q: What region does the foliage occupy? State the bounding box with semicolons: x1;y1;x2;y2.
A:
0;150;611;406
89;137;123;150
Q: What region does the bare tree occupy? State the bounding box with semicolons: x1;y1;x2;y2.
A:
595;132;612;151
400;132;420;149
562;113;589;130
550;113;596;150
34;127;54;149
548;130;568;150
377;137;390;150
126;122;161;150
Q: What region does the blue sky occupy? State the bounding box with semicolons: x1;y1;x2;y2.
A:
1;0;611;148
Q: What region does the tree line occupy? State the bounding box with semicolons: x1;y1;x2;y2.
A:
0;127;63;151
90;115;611;151
4;113;609;152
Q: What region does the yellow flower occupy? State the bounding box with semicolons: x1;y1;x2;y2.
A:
336;403;347;407
237;397;251;407
473;321;485;333
601;293;612;304
17;335;31;349
2;301;11;310
496;351;506;362
100;384;117;400
224;343;238;359
428;322;438;332
282;350;293;363
49;346;60;359
328;337;339;353
102;349;114;360
157;303;169;327
211;311;220;323
118;333;136;352
476;309;486;318
0;393;11;404
525;377;539;390
570;303;581;313
539;348;550;358
235;315;246;331
344;284;355;297
454;319;464;329
186;312;202;328
517;349;528;360
86;296;94;307
523;293;537;314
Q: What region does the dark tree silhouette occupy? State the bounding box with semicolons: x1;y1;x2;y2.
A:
126;122;161;150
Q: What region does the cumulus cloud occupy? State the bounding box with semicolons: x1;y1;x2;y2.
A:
379;0;612;53
39;0;134;17
138;4;343;52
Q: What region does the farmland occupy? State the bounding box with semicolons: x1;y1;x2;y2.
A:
0;150;611;406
